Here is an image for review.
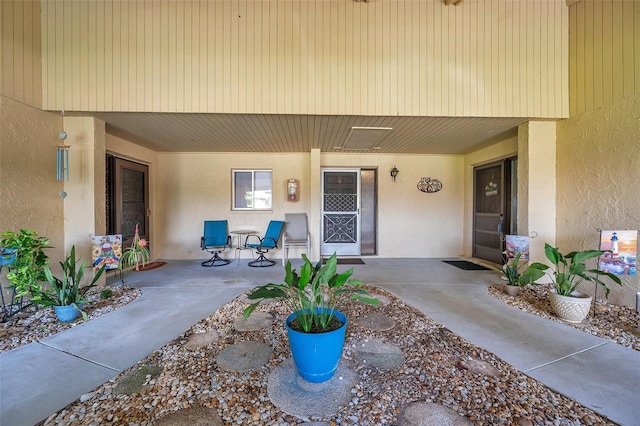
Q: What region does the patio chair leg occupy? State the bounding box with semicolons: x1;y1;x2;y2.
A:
201;252;231;267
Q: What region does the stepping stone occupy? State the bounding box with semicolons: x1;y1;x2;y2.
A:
369;293;391;305
351;338;405;369
154;405;224;426
352;312;396;331
233;311;274;331
400;402;473;425
215;341;272;372
113;364;163;396
184;329;219;349
267;358;357;418
456;358;501;377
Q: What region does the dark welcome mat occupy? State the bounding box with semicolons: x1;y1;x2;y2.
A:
442;260;490;271
323;258;365;265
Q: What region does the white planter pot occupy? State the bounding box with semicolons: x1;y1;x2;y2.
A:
549;290;593;323
504;285;521;296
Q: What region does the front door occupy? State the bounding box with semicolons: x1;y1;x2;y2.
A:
107;156;150;249
321;169;361;256
472;159;515;264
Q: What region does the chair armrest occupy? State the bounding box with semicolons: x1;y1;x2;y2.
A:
261;236;278;249
226;235;232;247
200;236;205;250
244;234;262;247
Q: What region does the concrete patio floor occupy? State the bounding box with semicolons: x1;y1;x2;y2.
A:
0;257;638;425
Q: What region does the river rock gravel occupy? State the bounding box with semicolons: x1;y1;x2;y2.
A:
31;286;629;426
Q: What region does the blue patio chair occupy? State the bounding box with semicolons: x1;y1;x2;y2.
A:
200;220;232;267
244;220;285;267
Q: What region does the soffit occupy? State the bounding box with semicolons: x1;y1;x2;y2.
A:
75;112;532;155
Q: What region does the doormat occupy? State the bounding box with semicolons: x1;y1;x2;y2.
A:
322;258;365;265
134;261;167;271
442;260;490;271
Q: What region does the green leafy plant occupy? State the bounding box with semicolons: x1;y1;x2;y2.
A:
503;251;546;287
120;223;150;271
100;288;113;300
0;229;51;300
243;253;379;333
36;245;106;320
527;243;622;297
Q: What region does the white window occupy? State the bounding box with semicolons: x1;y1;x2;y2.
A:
232;170;272;210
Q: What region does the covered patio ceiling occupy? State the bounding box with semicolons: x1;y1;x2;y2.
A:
73;112;536;155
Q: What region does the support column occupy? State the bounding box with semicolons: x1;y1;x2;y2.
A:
310;149;321;261
62;117;106;270
518;121;557;265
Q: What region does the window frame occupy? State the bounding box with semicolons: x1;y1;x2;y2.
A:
231;169;273;211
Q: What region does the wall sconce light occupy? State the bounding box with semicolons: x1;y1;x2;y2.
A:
56;111;69;181
287;178;299;202
390;166;399;182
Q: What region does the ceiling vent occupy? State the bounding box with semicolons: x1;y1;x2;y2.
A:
341;127;393;151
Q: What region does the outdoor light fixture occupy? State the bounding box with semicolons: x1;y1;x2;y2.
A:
56;111;70;181
287;178;299;202
390;166;399;182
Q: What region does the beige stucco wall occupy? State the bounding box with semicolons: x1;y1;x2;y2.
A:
556;93;640;307
0;95;65;260
152;151;464;261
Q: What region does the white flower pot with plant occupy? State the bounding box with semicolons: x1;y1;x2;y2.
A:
526;243;621;323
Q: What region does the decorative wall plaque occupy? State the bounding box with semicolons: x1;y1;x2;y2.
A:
417;177;442;193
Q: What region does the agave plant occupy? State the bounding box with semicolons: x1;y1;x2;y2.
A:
36;246;106;320
527;243;621;297
243;253;379;333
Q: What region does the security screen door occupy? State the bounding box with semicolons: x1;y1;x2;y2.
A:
108;156;150;250
321;169;361;256
472;159;515;264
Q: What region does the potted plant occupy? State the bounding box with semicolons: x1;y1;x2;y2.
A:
243;253;379;383
502;251;546;296
120;223;150;271
527;243;622;323
0;229;51;316
35;245;106;322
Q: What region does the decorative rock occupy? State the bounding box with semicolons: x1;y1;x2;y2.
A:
351;338;405;369
233;311;274;331
215;341;272;372
113;364;162;396
352;312;396;331
369;293;391;305
400;401;473;425
456;358;501;377
154;405;224;425
267;358;357;418
184;329;219;349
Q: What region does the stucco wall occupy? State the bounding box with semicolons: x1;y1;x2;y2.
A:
153;151;464;261
0;95;65;260
0;95;66;299
557;93;640;307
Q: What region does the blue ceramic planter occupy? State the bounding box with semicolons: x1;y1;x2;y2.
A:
0;248;16;266
54;305;80;323
285;309;347;383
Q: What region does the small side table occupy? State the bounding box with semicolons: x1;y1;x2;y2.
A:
230;229;257;265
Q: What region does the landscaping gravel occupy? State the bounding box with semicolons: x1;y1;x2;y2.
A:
20;285;636;425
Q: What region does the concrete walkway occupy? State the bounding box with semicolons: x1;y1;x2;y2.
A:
1;258;638;425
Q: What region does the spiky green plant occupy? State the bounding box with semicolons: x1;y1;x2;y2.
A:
243;253;379;333
527;243;621;297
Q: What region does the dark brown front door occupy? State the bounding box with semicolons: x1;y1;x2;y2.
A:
473;159;515;264
107;156;150;249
